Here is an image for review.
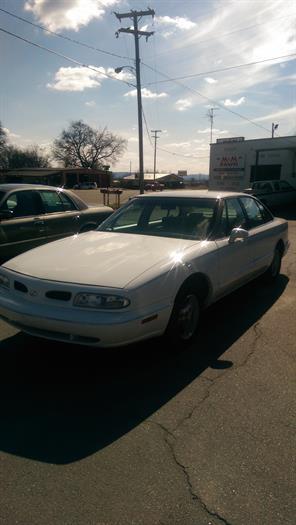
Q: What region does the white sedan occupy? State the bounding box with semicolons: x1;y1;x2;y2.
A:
0;191;289;348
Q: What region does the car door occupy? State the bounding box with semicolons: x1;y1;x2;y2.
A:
0;189;47;260
214;197;251;297
239;196;276;274
38;189;81;243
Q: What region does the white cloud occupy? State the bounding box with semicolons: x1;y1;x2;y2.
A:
253;106;296;122
175;98;192;111
166;142;191;149
198;127;229;135
223;97;246;107
204;77;217;84
3;128;21;139
46;65;131;92
128;137;138;143
157;16;196;31
25;0;118;32
85;100;96;107
162;0;296;104
124;88;168;99
47;66;106;91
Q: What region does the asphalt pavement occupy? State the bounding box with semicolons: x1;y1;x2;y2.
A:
0;206;295;525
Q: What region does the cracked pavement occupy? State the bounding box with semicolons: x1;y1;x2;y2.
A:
0;215;295;525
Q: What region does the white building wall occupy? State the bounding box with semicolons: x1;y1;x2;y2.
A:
209;136;296;191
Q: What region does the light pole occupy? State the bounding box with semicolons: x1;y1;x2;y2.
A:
151;130;162;181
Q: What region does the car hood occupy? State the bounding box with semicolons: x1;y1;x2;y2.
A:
4;231;200;289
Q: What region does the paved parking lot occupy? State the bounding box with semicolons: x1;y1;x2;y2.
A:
0;205;295;525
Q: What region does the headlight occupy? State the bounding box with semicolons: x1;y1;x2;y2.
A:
0;272;10;290
74;292;130;309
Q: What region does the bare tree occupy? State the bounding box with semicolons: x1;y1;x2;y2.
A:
52;120;127;169
6;145;50;169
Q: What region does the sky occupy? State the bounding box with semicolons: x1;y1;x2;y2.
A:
0;0;295;174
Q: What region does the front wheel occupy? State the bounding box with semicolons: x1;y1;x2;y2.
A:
165;286;200;348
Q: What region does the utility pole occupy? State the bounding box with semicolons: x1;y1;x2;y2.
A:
114;8;155;194
207;107;219;143
151;129;162;181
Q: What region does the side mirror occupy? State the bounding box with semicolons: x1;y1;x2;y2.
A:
229;227;249;244
0;210;14;220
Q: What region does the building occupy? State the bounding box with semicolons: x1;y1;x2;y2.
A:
209;135;296;191
0;167;112;188
122;172;184;189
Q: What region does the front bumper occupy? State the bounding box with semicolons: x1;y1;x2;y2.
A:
0;291;172;347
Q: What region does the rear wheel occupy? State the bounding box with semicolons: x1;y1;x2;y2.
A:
165;284;200;349
264;246;282;282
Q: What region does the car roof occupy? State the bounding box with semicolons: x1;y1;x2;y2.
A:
138;190;248;199
0;183;63;192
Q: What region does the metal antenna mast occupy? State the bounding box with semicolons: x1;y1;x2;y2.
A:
207;107;219;143
114;8;155;194
151;129;162;181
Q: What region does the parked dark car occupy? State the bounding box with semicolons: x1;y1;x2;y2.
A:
145;181;165;191
0;184;113;262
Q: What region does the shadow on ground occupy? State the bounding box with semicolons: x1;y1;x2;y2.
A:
0;275;288;464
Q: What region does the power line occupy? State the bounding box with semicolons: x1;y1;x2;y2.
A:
142;108;154;148
141;62;273;134
0;7;133;62
158;146;210;161
0;26;135;88
144;53;296;86
142;107;209;160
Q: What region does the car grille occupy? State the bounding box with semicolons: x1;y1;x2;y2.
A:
14;281;72;302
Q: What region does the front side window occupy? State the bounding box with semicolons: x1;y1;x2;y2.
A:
216;198;247;238
0;191;42;217
98;197;217;240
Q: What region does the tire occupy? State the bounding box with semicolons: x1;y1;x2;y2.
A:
263;247;282;283
165;284;201;349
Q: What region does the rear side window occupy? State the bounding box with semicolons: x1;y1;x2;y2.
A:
39;191;65;213
279;181;293;191
239;197;272;228
59;192;77;211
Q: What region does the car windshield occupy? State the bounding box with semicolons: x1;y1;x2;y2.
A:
98;196;217;240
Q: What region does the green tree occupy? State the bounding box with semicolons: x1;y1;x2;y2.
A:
52;120;127;168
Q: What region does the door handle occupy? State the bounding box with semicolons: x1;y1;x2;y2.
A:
34;220;45;232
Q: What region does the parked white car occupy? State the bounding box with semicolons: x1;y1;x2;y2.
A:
74;182;97;189
0;191;289;348
244;180;296;208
